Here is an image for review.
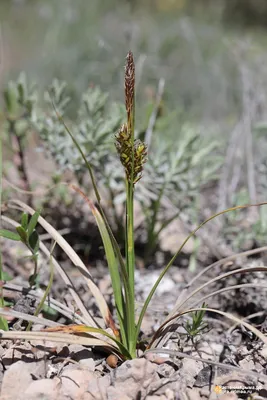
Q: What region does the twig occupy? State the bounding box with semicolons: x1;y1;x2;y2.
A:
240;65;257;205
135;54;147;91
145;78;165;149
145;348;266;381
217;120;242;212
0;23;4;81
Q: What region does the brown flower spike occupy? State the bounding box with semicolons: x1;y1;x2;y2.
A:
124;51;135;130
115;52;147;184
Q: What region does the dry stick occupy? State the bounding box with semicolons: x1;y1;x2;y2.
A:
217;120;243;212
3;177;70;197
135;54;147;90
144;78;165;150
241;65;257;205
145;348;266;381
228;139;243;196
11;130;32;206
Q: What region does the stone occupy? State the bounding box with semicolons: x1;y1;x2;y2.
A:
87;375;110;400
87;358;159;400
23;378;60;400
186;388;202;400
179;358;203;388
157;362;176;378
68;344;95;371
59;366;95;399
238;358;255;370
0;360;46;400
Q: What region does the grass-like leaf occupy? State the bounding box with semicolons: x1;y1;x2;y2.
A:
0;330;118;350
135;202;267;345
27;210;40;236
148;307;267;349
42;324;132;359
2;215;94;325
8;199;117;334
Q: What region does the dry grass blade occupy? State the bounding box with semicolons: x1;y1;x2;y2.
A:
227;311;266;335
3;282;87;324
0;330;118;349
188;245;267;288
168;265;267;318
172;246;267;322
145;77;165;149
0;308;59;327
152;265;267;348
7;199;115;331
145;348;266;381
2;215;94;326
148;307;267;349
190;282;267;308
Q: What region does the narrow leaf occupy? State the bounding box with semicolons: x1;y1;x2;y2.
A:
135;201;267;344
0;229;20;241
0;317;8;331
29;230;39;253
0;330;118;349
42;324;131;358
89;200;126;341
21;213;29;230
16;226;28;243
148;307;267;349
28;210;40;236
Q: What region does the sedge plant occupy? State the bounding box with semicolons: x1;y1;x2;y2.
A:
2;52;267;362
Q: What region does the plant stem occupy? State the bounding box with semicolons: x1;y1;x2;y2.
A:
125;179;136;356
124;51;136;357
8;118;32;206
26;243;55;331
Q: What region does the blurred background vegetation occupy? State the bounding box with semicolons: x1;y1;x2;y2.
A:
2;0;267;263
1;0;267;122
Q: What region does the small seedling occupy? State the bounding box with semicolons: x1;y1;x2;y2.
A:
1;210;40;287
184;302;209;340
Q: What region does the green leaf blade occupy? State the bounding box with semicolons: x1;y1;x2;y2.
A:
21;213;29;230
28;210;41;236
16;226;28;243
29;230;39;254
0;229;21;241
89;201;126;343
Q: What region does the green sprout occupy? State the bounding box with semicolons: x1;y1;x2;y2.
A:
184;302;209;339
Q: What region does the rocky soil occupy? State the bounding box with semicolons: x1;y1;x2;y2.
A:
1;236;267;400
